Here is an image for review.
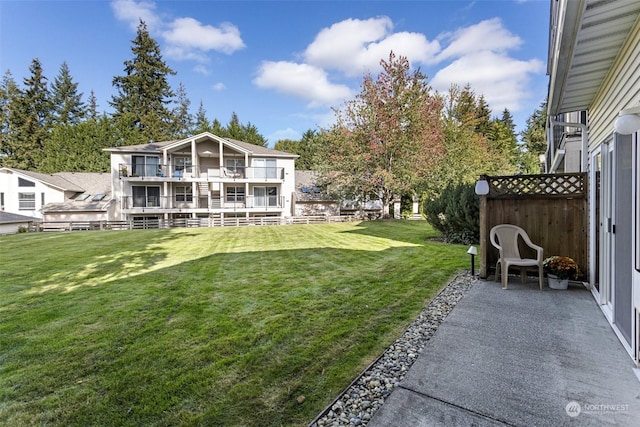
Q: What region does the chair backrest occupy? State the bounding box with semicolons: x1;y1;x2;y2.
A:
490;224;529;260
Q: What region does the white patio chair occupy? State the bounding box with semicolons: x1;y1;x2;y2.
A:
490;224;544;290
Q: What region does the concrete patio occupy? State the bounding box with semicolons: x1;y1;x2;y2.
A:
369;277;640;426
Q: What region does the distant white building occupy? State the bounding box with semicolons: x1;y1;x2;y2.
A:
104;132;298;223
0;167;115;221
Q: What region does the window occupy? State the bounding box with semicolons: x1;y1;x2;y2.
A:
41;193;45;206
132;186;161;207
19;192;35;210
175;185;193;202
253;158;277;178
75;193;90;201
174;157;192;173
253;186;278;207
92;193;106;201
226;186;245;202
225;158;245;177
1;192;4;209
18;177;35;187
132;155;160;177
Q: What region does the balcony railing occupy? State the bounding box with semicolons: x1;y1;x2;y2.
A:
120;195;285;210
119;164;192;179
119;164;285;181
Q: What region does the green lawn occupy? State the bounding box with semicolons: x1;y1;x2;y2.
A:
0;220;467;426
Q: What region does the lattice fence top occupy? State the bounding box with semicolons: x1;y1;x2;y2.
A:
486;173;586;198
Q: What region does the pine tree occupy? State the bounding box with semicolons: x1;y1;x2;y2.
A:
0;70;19;164
193;101;212;133
170;82;193;138
4;58;51;170
110;20;176;143
50;61;86;125
519;100;548;173
88;90;99;121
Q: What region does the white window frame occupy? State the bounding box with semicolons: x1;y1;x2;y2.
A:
18;192;36;210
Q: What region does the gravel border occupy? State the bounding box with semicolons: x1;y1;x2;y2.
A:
309;272;477;427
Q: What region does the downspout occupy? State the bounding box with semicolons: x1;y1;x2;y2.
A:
548;119;588;173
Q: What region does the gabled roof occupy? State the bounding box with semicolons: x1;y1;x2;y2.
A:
0;167;85;192
103;132;299;158
103;140;177;153
0;211;39;224
548;0;640;115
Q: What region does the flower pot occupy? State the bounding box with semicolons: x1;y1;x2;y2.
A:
548;274;569;290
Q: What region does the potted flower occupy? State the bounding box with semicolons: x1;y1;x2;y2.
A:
544;256;579;290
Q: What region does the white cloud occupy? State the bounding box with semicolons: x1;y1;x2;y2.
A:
211;82;226;91
431;51;544;111
435;18;522;62
111;0;245;63
304;17;439;76
110;0;160;31
162;17;245;58
193;64;210;75
253;61;353;108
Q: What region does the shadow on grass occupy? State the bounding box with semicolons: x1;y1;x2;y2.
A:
0;226;467;427
0;229;200;294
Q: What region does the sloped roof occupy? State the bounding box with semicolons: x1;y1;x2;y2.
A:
103;133;299;158
294;170;337;202
223;137;299;158
41;172;114;213
103;140;177;153
0;211;39;224
1;167;85;192
548;0;640;115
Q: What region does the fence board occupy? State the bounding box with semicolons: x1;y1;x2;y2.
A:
479;173;588;280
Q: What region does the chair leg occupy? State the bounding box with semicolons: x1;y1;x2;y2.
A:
520;267;526;284
502;263;508;289
539;266;543;290
495;261;501;284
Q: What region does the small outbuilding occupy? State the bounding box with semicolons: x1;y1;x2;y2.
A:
0;211;39;235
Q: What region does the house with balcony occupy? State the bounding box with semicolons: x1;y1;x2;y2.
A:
105;132;298;223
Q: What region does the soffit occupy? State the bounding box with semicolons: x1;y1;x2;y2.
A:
549;0;640;115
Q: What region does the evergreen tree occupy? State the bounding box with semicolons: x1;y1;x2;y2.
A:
211;118;225;136
486;118;518;175
500;108;515;132
50;61;86;125
212;112;268;146
41;116;124;173
0;70;19;164
519;100;547;173
3;58;51;170
110;20;176;143
193;101;212;133
88;90;99;121
171;82;193;138
475;95;492;136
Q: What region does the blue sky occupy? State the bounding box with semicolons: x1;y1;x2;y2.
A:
1;0;549;145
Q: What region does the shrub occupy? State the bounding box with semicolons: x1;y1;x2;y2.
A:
424;183;479;244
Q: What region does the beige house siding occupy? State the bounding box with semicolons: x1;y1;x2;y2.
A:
589;19;640;147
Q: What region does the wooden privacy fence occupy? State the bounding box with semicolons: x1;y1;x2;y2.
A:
479;173;588;280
